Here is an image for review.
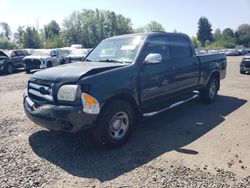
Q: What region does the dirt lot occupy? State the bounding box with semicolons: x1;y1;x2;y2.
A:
0;56;250;187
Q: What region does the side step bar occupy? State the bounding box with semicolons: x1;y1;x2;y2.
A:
143;94;199;117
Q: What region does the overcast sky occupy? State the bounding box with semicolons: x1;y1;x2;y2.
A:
1;0;250;37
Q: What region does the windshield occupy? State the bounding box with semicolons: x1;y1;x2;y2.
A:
31;49;51;56
86;36;145;63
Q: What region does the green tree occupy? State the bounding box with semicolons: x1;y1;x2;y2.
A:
0;37;17;49
14;26;25;46
0;22;11;40
44;20;61;40
62;9;133;48
236;24;250;47
222;28;234;37
213;28;221;41
218;28;236;48
197;17;213;47
135;21;165;32
22;26;41;48
191;36;200;48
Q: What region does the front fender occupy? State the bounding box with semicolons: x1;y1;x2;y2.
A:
79;65;139;109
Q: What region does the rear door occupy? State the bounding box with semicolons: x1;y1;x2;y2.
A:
168;36;199;92
139;35;176;111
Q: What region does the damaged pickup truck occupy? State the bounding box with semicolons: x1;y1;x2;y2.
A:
0;50;26;74
23;32;227;148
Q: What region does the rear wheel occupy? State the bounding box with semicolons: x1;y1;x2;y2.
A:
200;77;218;104
5;64;14;74
25;69;30;74
91;99;135;148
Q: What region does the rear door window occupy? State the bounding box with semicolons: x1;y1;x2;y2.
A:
169;36;192;59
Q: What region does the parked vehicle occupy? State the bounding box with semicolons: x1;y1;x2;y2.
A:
71;44;83;49
23;49;63;73
23;32;227;148
68;48;92;62
238;49;248;55
0;50;26;74
58;48;72;64
225;49;241;56
240;56;250;74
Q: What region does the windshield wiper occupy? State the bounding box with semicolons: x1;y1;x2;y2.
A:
84;58;92;62
99;59;131;64
99;59;120;63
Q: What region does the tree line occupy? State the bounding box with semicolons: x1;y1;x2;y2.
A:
193;17;250;48
0;9;165;50
0;9;249;50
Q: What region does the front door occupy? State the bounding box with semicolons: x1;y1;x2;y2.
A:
139;35;176;112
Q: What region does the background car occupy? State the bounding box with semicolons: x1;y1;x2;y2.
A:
240;56;250;74
0;50;26;74
68;48;92;62
23;49;63;73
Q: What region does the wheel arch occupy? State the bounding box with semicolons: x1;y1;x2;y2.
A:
101;93;140;119
207;71;220;90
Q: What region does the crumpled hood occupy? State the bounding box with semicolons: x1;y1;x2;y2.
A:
0;51;9;59
32;61;125;83
24;55;50;60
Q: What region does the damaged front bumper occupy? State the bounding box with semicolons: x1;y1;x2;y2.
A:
23;92;98;132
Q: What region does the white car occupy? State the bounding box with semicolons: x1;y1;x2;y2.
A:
23;49;63;73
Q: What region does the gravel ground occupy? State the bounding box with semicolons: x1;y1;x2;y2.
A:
0;56;250;187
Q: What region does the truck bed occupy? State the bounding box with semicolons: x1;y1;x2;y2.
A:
197;53;226;63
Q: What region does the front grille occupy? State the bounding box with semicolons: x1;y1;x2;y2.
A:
243;61;250;67
24;59;41;69
28;79;54;103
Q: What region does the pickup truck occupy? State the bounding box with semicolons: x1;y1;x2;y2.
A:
22;49;63;73
23;32;227;148
0;50;26;74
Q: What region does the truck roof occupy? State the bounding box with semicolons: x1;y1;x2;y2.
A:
106;32;190;40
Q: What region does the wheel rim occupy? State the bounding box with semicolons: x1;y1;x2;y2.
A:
109;111;129;140
209;82;216;99
8;64;13;73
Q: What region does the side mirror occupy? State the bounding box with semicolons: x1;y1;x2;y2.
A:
144;53;162;64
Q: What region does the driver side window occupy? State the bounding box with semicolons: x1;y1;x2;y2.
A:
141;36;170;63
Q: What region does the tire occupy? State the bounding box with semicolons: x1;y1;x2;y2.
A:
91;99;135;148
47;62;52;68
5;63;14;74
25;69;30;74
200;77;218;104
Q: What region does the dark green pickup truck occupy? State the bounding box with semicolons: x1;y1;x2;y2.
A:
23;32;227;148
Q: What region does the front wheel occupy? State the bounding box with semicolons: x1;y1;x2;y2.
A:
5;64;14;74
91;99;135;148
240;69;245;74
199;77;218;104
